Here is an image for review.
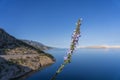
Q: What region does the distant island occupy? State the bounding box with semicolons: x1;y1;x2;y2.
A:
79;45;120;49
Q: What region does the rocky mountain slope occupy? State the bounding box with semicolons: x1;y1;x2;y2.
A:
0;28;55;80
22;40;52;50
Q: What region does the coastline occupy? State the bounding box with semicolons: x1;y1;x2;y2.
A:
11;62;54;80
0;53;55;80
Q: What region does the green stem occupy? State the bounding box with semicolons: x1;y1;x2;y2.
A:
50;19;81;80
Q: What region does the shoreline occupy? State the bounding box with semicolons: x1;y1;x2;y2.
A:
0;53;55;80
11;63;54;80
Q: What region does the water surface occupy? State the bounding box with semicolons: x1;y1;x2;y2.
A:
26;49;120;80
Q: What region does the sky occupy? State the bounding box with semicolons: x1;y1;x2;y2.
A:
0;0;120;48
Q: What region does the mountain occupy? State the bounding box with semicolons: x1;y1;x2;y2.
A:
0;28;45;55
0;28;55;80
22;40;52;50
0;28;16;48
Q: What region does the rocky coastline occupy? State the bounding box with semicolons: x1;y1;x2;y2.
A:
0;28;55;80
0;53;55;80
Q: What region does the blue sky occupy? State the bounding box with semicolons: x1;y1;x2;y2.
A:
0;0;120;48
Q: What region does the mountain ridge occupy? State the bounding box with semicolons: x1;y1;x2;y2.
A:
22;40;52;50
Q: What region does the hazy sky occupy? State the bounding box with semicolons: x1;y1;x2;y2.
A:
0;0;120;48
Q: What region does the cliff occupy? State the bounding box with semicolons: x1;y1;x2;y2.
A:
0;28;55;80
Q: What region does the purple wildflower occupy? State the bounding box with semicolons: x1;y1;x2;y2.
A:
51;19;82;80
64;56;68;61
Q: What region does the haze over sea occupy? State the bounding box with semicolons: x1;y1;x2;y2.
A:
26;48;120;80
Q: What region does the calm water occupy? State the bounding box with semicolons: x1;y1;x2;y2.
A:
26;49;120;80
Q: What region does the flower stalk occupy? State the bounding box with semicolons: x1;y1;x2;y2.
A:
50;19;82;80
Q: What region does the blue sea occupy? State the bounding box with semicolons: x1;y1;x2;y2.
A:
26;49;120;80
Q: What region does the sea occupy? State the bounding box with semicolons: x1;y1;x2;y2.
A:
26;48;120;80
